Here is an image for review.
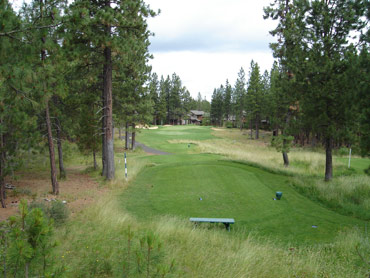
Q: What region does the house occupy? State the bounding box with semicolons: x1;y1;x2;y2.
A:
188;110;204;125
223;112;246;127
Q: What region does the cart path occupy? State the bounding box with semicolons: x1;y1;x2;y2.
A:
135;141;172;155
120;135;172;155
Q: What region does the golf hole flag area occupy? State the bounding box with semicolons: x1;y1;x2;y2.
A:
121;126;365;245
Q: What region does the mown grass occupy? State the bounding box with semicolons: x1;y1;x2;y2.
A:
136;126;369;221
135;125;217;154
121;155;366;244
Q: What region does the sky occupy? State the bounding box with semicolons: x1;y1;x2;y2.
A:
145;0;277;100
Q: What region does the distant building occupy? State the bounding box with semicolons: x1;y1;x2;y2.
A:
188;110;204;125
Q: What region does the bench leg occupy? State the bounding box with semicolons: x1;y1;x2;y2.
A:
224;223;230;231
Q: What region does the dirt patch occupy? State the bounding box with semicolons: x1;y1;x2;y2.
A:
211;128;223;131
0;167;107;222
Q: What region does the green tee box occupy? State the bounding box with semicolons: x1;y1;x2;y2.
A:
189;217;235;231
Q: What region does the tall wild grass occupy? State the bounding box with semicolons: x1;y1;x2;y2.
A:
53;194;370;277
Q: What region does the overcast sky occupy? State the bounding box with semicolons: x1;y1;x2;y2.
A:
145;0;277;100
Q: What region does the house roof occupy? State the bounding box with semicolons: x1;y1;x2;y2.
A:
190;110;204;116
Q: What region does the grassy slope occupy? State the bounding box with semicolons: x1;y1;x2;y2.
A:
136;126;216;154
48;125;369;277
121;126;366;244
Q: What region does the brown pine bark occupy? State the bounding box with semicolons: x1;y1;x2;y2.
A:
249;119;253;139
0;124;6;208
101;83;107;177
93;150;97;171
255;115;260;139
125;122;129;150
282;150;289;167
103;45;115;180
56;121;66;179
325;137;333;181
131;123;136;150
45;101;59;195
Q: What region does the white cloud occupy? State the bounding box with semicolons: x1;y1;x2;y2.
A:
150;50;274;101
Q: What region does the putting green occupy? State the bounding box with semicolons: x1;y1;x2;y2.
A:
122;158;364;244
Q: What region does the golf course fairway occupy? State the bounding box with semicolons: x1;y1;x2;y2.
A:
121;126;366;245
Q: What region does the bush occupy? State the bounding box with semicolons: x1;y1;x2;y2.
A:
48;200;69;225
2;200;56;277
365;165;370;176
336;147;350;157
8;187;32;198
225;121;233;128
30;200;69;225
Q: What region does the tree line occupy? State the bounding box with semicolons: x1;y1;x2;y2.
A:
0;0;212;208
148;73;210;126
210;0;369;181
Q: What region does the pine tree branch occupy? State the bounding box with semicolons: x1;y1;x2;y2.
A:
8;84;34;103
0;23;62;37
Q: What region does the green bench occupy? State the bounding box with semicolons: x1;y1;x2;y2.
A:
189;217;235;231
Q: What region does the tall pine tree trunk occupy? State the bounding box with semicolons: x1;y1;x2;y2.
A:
41;0;58;194
56;120;66;179
0;124;6;208
250;119;253;139
45;101;59;195
103;43;115;180
282;128;289;167
25;262;29;278
93;150;97;170
119;126;122;140
255;115;259;139
325;137;333;181
125;122;129;150
131;123;136;150
101;86;107;176
281;112;290;167
239;113;243;130
282;142;289;167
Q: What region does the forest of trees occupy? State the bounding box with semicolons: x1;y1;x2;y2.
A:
0;0;369;207
148;73;210;126
0;0;212;208
210;0;369;180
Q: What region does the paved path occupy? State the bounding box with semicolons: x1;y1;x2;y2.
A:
135;141;172;155
120;135;172;155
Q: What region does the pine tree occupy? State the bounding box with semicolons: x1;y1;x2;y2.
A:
158;76;168;125
18;0;68;195
265;0;367;178
210;86;224;126
233;68;247;130
0;1;40;207
169;73;182;124
66;0;156;179
223;80;232;123
149;73;160;125
358;47;370;157
246;61;263;139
